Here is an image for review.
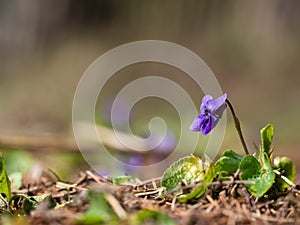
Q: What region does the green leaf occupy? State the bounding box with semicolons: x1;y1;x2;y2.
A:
161;155;206;191
132;209;175;225
215;150;243;177
273;156;296;190
177;164;215;202
111;175;131;185
10;194;56;214
22;198;37;214
30;194;56;208
239;154;275;197
77;191;118;225
260;124;274;157
239;155;261;178
0;154;11;200
5;150;35;174
8;172;22;190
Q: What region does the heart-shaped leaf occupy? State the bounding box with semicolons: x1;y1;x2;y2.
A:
177;164;215;202
239;153;275;197
161;155;205;191
215;150;243;177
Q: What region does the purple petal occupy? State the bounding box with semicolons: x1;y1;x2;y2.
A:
200;95;213;113
209;114;219;131
199;114;211;135
191;93;227;135
209;93;227;113
189;115;202;132
200;114;220;135
215;102;226;119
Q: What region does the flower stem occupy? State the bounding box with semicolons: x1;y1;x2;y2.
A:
225;99;249;155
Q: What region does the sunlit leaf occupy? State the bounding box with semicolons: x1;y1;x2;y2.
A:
239;154;275;197
260;124;274;157
177;164;215;202
161;155;205;191
0;154;11;200
273;156;296;190
215;150;243;177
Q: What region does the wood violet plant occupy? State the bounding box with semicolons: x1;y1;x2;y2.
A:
161;94;296;202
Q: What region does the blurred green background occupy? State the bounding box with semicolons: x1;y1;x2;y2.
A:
0;1;300;179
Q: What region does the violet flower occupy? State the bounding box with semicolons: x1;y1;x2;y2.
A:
190;93;227;135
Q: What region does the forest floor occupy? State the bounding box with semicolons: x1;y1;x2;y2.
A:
2;169;300;225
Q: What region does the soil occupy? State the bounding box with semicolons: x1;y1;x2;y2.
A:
2;170;300;225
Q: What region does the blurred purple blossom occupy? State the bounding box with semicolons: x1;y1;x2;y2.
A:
150;132;176;154
101;98;133;128
121;132;177;174
190;93;227;135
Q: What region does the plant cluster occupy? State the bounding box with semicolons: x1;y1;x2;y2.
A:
161;94;296;202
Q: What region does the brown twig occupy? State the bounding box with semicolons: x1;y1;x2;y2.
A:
0;124;157;154
0;134;77;152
